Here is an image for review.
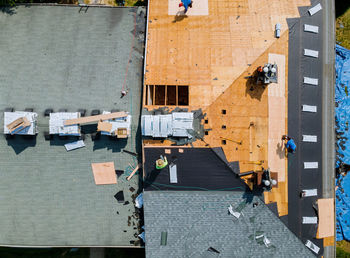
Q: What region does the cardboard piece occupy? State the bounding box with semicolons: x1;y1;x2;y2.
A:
6;116;30;134
91;162;117;185
64;111;127;126
97;122;112;133
317;198;334;238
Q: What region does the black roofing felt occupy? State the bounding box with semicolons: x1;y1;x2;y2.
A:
287;1;323;255
143;147;249;191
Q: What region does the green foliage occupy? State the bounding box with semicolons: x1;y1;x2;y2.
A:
0;0;16;6
336;0;350;49
337;246;350;258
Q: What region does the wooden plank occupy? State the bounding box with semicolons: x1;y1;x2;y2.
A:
317;198;334;238
97;121;112;132
127;164;141;181
64;112;127;126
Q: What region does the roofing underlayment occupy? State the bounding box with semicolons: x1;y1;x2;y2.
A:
287;1;329;251
143;147;247;191
0;6;145;246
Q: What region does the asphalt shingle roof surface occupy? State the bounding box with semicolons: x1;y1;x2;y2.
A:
144;191;315;258
0;6;145;246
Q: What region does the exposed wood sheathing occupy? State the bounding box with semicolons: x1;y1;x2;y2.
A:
144;0;310;217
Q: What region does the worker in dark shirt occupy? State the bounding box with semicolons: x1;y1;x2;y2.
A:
179;0;193;13
282;135;296;153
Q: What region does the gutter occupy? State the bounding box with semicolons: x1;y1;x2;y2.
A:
321;0;335;257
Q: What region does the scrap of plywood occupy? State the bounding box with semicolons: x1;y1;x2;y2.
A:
91;162;117;185
168;0;209;16
64;112;127;126
317;198;334;238
97;121;113;132
268;53;286;182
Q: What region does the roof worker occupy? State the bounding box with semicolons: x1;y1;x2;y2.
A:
282;135;296;153
156;155;168;170
179;0;193;13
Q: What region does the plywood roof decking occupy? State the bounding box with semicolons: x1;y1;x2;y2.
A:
145;0;310;107
144;0;310;217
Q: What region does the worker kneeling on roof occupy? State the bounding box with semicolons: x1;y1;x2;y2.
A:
282;135;296;153
156;155;168;170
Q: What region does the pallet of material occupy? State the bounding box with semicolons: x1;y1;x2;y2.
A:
64;111;127;126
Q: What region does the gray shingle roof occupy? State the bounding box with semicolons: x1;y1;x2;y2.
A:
0;6;145;246
144;191;315;258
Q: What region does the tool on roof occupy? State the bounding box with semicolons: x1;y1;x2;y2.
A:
243;160;264;165
256;63;278;84
219;136;242;145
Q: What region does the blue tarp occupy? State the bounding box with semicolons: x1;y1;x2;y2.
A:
335;44;350;241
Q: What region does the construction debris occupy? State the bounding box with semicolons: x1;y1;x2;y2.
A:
160;231;167;246
127;164;141;181
114;191;125;203
207;247;220;254
135;193;143;208
228;205;241;219
138;226;145;242
64;140;85;151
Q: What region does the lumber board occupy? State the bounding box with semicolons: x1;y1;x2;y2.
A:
127;164;141;181
64;112;127;126
317;198;335;238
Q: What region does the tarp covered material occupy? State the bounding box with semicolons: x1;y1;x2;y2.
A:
49;112;80;136
335;45;350;241
141;112;193;138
